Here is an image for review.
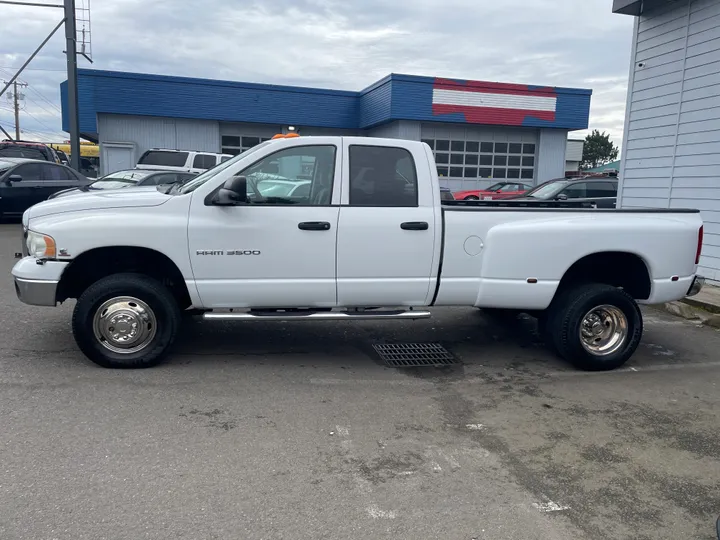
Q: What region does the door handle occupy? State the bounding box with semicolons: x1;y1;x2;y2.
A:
298;221;331;231
400;221;429;231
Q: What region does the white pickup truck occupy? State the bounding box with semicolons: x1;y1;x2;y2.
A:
12;136;705;371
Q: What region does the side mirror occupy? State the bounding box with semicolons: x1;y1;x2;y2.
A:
7;174;22;183
212;175;247;206
556;193;568;201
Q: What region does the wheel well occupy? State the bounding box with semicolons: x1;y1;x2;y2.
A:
56;246;192;309
557;252;651;300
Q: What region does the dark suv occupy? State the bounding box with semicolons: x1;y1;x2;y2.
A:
0;141;60;163
515;176;618;208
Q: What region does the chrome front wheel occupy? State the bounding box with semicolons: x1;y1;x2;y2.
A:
579;304;629;357
92;296;158;354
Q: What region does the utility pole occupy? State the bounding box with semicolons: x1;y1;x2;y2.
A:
64;0;80;171
12;80;28;140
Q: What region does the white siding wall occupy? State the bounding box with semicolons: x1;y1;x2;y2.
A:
536;129;569;182
97;114;220;175
219;122;281;140
565;139;584;171
619;0;720;280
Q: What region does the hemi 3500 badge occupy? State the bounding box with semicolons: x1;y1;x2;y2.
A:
196;250;261;256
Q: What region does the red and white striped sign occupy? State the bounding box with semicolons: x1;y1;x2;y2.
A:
432;78;558;125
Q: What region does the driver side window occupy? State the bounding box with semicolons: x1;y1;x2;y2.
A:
240;145;336;206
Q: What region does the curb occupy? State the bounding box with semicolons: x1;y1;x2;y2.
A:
664;301;720;329
680;296;720;315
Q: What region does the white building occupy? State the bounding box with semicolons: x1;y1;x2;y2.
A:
565;139;585;172
614;0;720;281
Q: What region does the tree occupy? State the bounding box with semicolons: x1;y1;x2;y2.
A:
581;130;619;170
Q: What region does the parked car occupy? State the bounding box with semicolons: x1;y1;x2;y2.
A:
49;169;197;199
136;149;233;174
13;136;703;372
0;140;61;163
454;182;532;201
0;158;89;218
513;177;618;208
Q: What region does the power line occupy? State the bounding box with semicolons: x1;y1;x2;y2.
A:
23;95;62;119
0;67;63;114
0;67;67;73
0;120;53;139
25;84;62;113
22;108;61;134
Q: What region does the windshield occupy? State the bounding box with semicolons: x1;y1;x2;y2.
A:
87;170;154;190
486;182;505;192
178;141;274;194
0;160;14;174
524;180;569;199
88;179;139;190
138;150;189;167
0;146;46;160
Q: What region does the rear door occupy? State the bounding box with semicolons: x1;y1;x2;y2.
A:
587;181;618;208
38;163;82;200
336;141;437;307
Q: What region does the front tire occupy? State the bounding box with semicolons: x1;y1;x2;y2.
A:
72;273;181;368
464;195;480;201
546;283;642;371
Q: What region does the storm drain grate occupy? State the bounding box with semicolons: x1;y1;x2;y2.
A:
373;343;458;367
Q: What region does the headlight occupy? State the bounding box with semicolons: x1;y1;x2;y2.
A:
26;231;57;259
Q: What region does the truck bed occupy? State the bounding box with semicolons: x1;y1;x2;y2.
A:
434;201;703;310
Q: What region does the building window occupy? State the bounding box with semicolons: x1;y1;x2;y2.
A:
422;136;537;182
221;135;271;156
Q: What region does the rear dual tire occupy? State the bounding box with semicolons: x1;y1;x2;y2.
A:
543;283;643;371
72;273;181;369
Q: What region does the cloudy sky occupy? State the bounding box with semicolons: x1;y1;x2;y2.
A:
0;0;633;149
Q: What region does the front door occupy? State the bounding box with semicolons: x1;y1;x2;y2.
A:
336;142;437;307
188;143;341;309
5;162;43;215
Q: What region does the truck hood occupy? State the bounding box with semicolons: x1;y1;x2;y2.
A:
26;187;172;219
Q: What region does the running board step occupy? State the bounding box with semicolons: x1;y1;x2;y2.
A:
203;310;432;321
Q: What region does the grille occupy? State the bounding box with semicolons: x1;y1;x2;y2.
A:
373;343;457;367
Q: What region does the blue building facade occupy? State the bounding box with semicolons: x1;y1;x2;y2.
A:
62;69;592;189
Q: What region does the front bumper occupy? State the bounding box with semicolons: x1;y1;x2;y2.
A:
687;275;705;297
12;257;68;307
14;277;58;306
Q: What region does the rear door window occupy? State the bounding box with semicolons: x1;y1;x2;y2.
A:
137;151;189;167
40;164;76;181
587;182;617;198
562;182;588;199
192;154;217;170
349;146;418;207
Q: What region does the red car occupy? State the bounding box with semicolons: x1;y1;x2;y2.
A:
453;182;532;201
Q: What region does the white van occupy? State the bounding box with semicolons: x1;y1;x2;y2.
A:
135;149;233;173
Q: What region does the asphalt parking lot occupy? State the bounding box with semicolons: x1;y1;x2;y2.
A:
1;222;719;540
